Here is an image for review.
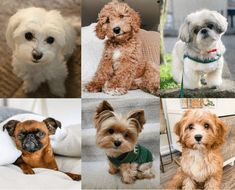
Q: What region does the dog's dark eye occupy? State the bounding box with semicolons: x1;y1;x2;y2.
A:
25;32;33;41
17;133;25;140
46;36;54;44
106;17;110;23
108;128;114;134
187;124;194;130
124;133;128;138
204;123;210;129
207;23;214;29
194;28;199;34
37;131;45;138
120;14;124;18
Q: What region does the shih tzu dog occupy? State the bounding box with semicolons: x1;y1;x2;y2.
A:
94;100;155;184
166;109;227;189
6;7;76;97
172;10;228;89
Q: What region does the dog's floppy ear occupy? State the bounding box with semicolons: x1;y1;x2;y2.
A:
94;101;114;129
3;120;20;137
43;117;61;135
179;17;191;43
174;110;191;136
213;115;228;147
174;121;182;137
95;16;106;40
211;11;228;34
127;110;146;132
62;19;76;56
6;12;23;50
130;8;141;33
48;10;76;57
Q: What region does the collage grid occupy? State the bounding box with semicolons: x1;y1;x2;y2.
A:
0;0;235;190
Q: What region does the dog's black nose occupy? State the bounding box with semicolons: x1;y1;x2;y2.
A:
32;50;43;60
194;134;203;142
201;29;208;34
114;140;121;147
113;27;121;34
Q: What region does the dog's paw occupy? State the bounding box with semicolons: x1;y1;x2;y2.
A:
23;81;38;93
108;167;119;175
84;82;102;92
50;87;66;97
121;176;135;184
70;174;81;181
48;80;66;97
23;168;35;175
103;87;128;96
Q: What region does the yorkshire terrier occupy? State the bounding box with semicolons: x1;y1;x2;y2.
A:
94;100;155;184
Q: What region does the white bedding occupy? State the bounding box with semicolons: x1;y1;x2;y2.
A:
0;113;81;189
0;156;81;189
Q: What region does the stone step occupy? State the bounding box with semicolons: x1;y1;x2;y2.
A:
161;61;235;98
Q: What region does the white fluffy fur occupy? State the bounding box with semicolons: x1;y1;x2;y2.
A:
172;9;228;89
6;7;76;97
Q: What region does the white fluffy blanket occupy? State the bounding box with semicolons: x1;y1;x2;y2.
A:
0;157;81;189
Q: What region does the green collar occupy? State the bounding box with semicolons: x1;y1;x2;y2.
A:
183;53;221;64
107;144;153;167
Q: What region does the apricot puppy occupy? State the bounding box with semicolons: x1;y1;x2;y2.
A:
166;110;227;190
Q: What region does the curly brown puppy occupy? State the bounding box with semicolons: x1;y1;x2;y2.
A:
85;1;159;96
166;110;227;190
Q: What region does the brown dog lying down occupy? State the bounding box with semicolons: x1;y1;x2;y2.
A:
3;117;81;181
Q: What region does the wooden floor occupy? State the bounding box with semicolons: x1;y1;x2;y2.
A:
160;152;235;189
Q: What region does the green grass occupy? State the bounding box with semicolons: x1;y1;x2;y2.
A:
160;54;180;90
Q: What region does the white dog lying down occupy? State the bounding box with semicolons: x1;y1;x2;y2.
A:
6;7;76;97
172;9;227;89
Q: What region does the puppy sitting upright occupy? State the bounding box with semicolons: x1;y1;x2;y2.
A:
94;100;155;184
3;117;81;181
172;10;228;89
85;1;159;96
166;110;227;190
6;7;76;97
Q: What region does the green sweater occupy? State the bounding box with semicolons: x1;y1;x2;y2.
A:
107;144;153;167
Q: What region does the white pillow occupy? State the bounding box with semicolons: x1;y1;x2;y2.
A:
50;124;81;157
0;130;21;165
82;23;105;83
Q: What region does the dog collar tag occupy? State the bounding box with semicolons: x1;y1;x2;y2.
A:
134;145;138;154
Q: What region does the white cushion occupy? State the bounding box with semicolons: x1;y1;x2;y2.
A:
82;23;104;82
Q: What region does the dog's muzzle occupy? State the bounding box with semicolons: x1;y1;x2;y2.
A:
22;134;42;152
200;28;209;39
113;27;121;34
32;49;43;62
194;134;203;143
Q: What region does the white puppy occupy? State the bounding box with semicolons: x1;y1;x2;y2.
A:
172;10;228;89
6;7;76;97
